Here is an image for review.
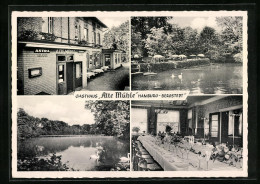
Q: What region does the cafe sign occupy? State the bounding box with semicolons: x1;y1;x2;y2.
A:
34;49;50;53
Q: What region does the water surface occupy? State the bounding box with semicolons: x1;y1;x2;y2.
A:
131;63;242;94
18;136;130;171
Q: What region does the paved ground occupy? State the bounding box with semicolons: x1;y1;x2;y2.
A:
83;63;130;91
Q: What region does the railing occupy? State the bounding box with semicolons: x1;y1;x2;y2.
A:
18;30;102;48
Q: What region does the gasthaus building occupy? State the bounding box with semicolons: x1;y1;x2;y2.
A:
17;17;108;95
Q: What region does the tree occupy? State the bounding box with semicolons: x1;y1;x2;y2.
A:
198;26;223;60
131;17;173;57
85;101;130;139
102;21;129;53
216;16;243;53
131;32;143;56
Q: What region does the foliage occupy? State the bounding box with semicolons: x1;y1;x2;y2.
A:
17;154;70;171
17;108;109;141
133;16;243;62
216;16;243;54
131;17;173;57
102;21;129;53
85;101;130;140
18;30;39;41
134;58;210;72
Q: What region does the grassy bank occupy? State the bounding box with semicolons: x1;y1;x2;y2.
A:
135;58;210;72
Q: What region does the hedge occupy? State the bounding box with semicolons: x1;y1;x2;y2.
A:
135;58;210;72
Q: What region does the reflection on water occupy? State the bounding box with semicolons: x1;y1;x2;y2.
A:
18;136;130;171
132;63;243;94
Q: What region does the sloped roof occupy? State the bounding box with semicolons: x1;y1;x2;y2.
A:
83;17;108;28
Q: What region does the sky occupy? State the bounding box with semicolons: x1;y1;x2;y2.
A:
17;97;95;126
169;17;221;33
97;17;129;29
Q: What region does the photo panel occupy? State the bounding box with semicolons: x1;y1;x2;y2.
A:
131;96;246;174
11;10;249;179
13;97;130;176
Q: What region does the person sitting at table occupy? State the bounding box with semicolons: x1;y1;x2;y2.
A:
158;131;162;137
161;131;166;140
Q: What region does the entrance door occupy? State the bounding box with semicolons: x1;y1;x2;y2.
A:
66;62;74;94
221;111;229;144
57;63;66;95
105;54;111;66
74;62;82;89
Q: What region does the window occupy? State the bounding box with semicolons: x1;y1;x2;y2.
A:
48;17;53;34
57;55;66;62
58;65;65;83
84;28;88;41
188;109;192;130
157;110;180;134
131;108;148;133
228;109;243;137
42;17;53;33
28;67;42;78
93;32;96;44
75;25;79;40
115;54;117;64
67;55;74;61
98;33;101;45
210;114;219;137
78;25;81;41
75;63;82;78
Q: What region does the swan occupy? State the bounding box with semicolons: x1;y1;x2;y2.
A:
35;145;44;152
178;73;183;79
119;153;130;163
96;143;103;150
171;74;175;79
90;151;100;160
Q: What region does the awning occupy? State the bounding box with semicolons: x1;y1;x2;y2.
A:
18;41;96;51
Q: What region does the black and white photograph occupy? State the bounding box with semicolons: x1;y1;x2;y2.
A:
131;96;244;171
16;98;130;171
11;10;249;179
17;16;130;95
131;16;244;94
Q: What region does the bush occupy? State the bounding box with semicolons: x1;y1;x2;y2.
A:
17;154;70;171
138;58;210;72
233;53;243;63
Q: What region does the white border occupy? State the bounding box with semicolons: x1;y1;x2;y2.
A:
12;11;248;178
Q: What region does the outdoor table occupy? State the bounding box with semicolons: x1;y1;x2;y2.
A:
87;72;96;78
92;69;104;74
137;135;243;171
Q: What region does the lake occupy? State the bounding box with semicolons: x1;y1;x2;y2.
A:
18;136;130;171
131;63;243;94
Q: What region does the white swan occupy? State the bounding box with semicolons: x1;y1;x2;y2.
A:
90;151;100;160
119;153;130;163
178;73;183;79
171;74;175;79
35;145;44;152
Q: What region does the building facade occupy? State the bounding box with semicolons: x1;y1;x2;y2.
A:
17;17;107;95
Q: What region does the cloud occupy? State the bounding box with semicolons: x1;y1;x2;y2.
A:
190;17;219;32
97;17;129;29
